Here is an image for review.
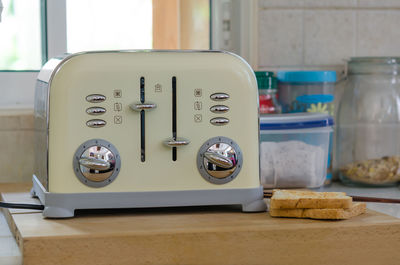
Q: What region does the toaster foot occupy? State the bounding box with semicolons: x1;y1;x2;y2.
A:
242;199;267;212
43;206;75;219
30;188;37;198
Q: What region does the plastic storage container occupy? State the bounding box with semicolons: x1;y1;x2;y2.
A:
337;57;400;187
277;71;336;115
255;71;281;114
260;113;333;188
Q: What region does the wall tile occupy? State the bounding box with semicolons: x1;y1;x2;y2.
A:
0;110;34;130
357;0;400;8
258;9;304;67
304;0;357;7
304;10;355;65
356;10;400;56
259;0;304;9
0;130;34;183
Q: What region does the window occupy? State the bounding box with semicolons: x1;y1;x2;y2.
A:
0;0;257;108
0;0;44;70
66;0;153;53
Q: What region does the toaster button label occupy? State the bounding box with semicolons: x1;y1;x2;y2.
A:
194;88;202;97
155;83;162;92
113;90;122;98
194;114;202;123
210;93;229;101
114;103;122;111
86;119;106;128
194;101;202;110
86;94;106;103
210;117;229;126
114;115;122;124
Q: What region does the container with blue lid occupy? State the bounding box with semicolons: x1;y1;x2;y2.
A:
260;113;333;188
277;70;337;114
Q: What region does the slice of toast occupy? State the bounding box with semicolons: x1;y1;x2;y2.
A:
270;189;353;209
269;202;366;220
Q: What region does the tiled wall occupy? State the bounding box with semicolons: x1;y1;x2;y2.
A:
0;110;34;182
257;0;400;70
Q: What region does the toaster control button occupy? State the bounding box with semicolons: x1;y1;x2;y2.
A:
197;137;243;184
86;119;106;128
210;117;229;126
129;102;157;112
210;93;229;101
163;138;190;147
86;107;106;115
73;139;121;188
86;94;106;103
210;105;229;113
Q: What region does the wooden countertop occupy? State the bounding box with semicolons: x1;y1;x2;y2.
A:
2;183;400;265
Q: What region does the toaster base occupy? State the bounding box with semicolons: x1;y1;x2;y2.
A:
31;175;267;218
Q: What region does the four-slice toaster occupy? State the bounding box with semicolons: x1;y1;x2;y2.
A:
31;50;266;218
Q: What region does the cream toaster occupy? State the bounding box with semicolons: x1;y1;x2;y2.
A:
31;50;266;218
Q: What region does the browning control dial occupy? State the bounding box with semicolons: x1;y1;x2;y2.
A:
73;139;121;188
197;137;243;184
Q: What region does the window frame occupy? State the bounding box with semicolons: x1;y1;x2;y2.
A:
0;0;255;109
0;0;66;109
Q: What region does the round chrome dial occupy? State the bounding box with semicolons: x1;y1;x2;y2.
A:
73;139;121;188
197;137;243;184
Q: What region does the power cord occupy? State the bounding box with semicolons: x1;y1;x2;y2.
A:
0;202;44;210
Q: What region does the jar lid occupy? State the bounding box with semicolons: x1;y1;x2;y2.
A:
260;113;334;130
347;57;400;75
277;71;337;83
254;71;277;90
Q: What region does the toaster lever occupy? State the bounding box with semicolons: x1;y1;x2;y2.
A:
129;103;157;112
203;151;234;169
79;157;111;171
163;138;190;147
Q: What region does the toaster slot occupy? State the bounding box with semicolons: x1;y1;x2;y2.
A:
140;76;145;162
172;76;177;161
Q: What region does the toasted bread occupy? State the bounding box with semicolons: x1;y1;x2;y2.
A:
269;202;366;220
270;189;353;209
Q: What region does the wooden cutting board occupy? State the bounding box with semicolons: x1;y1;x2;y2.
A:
2;183;400;265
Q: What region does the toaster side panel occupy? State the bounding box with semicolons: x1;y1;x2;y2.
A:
47;51;260;193
33;80;49;189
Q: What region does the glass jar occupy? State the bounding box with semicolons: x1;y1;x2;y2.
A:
255;71;281;114
337;57;400;186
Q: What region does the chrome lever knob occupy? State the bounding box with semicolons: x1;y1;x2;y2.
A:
79;157;111;171
130;102;157;112
203;151;234;169
163;138;190;147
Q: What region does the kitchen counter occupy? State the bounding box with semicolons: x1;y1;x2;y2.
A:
1;182;400;265
319;182;400;218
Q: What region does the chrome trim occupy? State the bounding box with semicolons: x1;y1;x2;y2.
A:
210;93;229;101
204;151;233;169
130;102;157;112
163;138;190;147
78;157;111;171
210;105;229;113
86;119;106;128
73;139;121;188
197;136;243;185
86;107;106;115
86;94;106;103
210;117;229;126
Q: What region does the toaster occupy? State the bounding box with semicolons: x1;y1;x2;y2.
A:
31;50;266;218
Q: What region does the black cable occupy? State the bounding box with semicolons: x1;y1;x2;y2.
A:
0;201;44;210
